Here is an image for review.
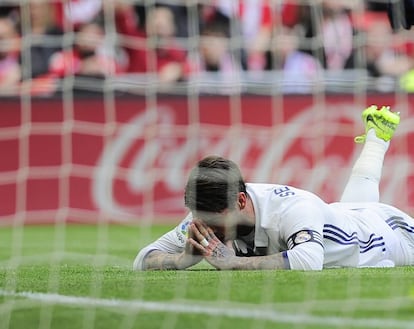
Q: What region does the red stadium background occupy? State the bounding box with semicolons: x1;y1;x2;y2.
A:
1;94;414;224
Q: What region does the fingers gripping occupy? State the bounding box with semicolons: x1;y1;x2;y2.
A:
189;221;220;256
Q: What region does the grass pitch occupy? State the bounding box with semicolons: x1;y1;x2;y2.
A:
0;224;414;329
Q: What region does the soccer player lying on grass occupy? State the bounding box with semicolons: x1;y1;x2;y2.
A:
134;105;414;271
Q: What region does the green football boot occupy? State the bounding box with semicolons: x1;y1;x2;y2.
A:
354;105;400;143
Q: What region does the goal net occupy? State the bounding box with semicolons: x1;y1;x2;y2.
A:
1;1;414;328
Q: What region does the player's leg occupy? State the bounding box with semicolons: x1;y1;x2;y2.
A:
376;203;414;266
340;105;400;202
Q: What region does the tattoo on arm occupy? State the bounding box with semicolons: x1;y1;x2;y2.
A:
142;251;179;270
227;253;288;270
142;250;201;270
206;240;288;270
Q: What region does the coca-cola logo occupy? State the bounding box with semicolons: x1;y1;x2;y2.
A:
93;102;414;221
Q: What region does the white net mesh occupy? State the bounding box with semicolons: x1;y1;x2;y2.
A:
1;1;414;329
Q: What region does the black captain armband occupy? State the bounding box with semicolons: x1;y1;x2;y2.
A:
287;230;324;249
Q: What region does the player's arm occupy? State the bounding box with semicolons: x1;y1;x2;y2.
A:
133;215;203;271
141;248;202;271
279;202;325;271
189;202;325;271
192;240;323;270
205;248;290;270
188;222;290;270
282;230;324;270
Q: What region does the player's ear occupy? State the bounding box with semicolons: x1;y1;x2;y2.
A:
237;192;247;210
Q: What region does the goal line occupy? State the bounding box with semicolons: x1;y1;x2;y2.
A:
0;289;412;329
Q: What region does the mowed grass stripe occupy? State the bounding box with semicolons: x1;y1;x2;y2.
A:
1;225;414;329
1;289;414;329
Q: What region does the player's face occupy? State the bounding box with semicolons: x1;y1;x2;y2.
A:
209;223;253;243
200;208;252;242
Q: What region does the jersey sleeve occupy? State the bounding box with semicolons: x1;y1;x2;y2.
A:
279;200;325;270
132;214;192;270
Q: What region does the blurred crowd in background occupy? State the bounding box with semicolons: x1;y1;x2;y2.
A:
0;0;414;95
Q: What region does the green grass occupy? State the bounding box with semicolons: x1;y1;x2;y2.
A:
1;224;414;329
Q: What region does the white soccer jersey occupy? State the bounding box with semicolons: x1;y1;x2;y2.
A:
133;183;414;270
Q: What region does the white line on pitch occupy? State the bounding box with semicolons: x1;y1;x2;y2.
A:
0;290;413;329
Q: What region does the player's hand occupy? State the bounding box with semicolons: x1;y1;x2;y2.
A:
175;231;204;269
189;220;236;270
143;227;203;270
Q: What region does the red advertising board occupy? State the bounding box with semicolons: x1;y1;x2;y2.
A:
0;94;413;224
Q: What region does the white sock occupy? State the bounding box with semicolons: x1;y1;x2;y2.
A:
340;130;389;202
